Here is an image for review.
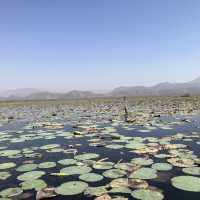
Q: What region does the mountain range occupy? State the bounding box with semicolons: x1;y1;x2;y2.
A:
1;77;200;100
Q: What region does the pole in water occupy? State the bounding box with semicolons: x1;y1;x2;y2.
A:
123;96;128;122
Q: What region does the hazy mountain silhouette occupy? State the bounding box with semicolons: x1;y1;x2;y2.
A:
1;77;200;100
0;88;41;98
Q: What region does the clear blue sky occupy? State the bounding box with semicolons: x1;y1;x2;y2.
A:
0;0;200;92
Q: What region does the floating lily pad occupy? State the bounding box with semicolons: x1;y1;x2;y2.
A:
58;159;77;166
151;163;173;171
115;163;135;171
129;168;157;180
93;162;114;170
154;154;171;159
20;179;47;191
171;176;200;192
75;153;99;161
40;144;60;150
60;166;92;175
125;143;146;150
0;188;23;198
106;144;124;149
103;169;126;179
129;179;149;189
109;186;132;194
79;173;103;182
182;167;200;175
110;178;128;188
55;181;88;195
131;158;153;166
84;186;107;197
17;171;45;181
167;158;195;168
131;189;164;200
0;150;20;157
0;172;11;180
0;162;16;170
38;162;56;169
16;164;38;172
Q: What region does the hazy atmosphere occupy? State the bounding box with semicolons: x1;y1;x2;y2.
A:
1;1;200;200
1;0;200;92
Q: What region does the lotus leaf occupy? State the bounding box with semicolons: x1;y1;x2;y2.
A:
171;176;200;192
84;186;108;197
75;153;99;161
129;168;157;179
0;172;11;180
106;144;124;149
167;158;195;168
0;188;23;198
38;162;56;169
55;181;88;195
109;186;132;194
79;173;103;182
131;158;153;166
151;163;172;171
93;162;114;170
103;169;126;179
17;171;45;181
16;164;38;172
58;159;77;166
131;189;164;200
0;163;16;170
115;163;135;171
20;179;47;191
60;166;92;175
182;167;200;175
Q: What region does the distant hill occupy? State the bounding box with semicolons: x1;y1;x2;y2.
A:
0;88;41;98
110;77;200;97
1;77;200;100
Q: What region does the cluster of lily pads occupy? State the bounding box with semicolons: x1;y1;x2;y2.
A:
0;99;200;200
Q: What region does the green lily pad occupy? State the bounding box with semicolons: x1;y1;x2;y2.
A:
106;144;124;149
109;186;132;194
115;163;135;171
75;153;99;161
40;144;60;150
129;168;157;180
60;166;92;175
0;172;11;180
79;173;103;182
16;164;38;172
131;189;164;200
151;163;173;171
58;159;77;166
110;178;129;188
84;186;107;197
17;171;45;181
0;150;20;157
103;169;126;179
38;162;56;169
131;158;153;166
0;162;16;170
182;167;200;175
0;188;23;198
20;179;47;191
125;142;146;149
55;181;88;195
93;162;114;170
171;176;200;192
154;154;171;159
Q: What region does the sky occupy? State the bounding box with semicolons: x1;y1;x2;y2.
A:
0;0;200;92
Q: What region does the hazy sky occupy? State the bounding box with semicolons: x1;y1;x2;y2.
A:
0;0;200;92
